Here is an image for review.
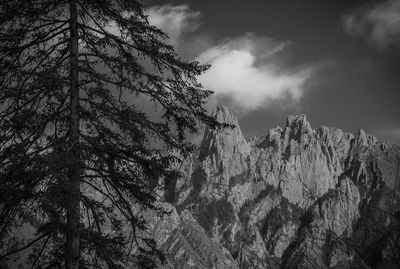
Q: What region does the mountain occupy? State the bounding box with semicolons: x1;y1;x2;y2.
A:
2;106;399;269
155;106;400;269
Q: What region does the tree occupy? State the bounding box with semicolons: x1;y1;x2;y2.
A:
0;1;220;268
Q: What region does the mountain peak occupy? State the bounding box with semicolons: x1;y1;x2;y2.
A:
170;107;400;269
212;106;238;125
285;114;312;134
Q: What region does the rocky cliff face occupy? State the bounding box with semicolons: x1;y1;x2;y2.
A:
145;203;238;269
3;107;398;269
158;106;400;269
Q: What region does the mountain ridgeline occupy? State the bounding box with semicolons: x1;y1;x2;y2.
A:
152;106;400;269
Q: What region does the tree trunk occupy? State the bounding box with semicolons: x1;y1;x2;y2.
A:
66;0;80;268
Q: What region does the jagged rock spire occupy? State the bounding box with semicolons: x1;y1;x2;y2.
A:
172;107;400;269
199;106;249;162
212;105;240;126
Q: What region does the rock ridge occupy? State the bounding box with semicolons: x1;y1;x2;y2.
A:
168;106;400;269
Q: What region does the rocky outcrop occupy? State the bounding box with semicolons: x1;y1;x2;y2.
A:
149;203;239;269
188;106;251;202
166;106;400;269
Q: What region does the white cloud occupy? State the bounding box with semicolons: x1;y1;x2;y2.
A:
196;34;313;112
146;5;315;113
344;0;400;49
147;4;201;46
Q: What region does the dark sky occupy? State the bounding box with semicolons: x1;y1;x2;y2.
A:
145;0;400;144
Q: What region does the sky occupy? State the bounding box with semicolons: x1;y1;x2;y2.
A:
144;0;400;144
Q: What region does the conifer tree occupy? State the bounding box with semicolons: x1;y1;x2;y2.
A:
0;1;219;268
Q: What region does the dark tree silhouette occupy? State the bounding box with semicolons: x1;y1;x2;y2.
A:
0;1;220;268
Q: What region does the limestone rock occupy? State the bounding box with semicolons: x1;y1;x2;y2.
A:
172;106;400;269
151;203;239;269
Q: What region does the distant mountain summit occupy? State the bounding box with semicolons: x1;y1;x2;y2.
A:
153;106;400;268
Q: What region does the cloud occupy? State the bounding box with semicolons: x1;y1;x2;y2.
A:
196;34;313;112
146;5;315;114
344;0;400;49
147;4;201;46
